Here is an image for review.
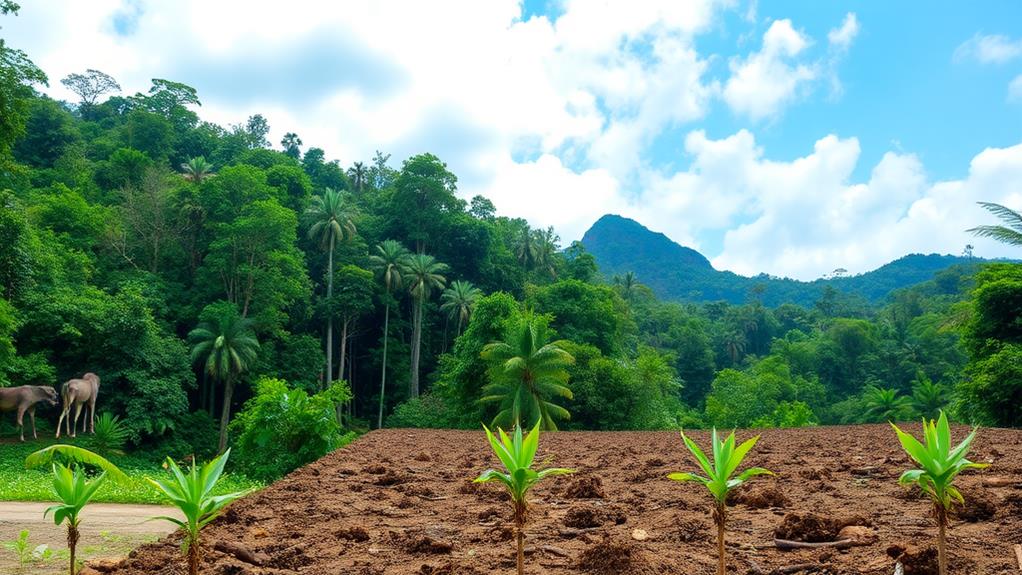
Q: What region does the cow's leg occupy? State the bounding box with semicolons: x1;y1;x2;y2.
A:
16;406;25;442
89;397;96;434
28;407;37;440
55;406;65;439
71;403;83;438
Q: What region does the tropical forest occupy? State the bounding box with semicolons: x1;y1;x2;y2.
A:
2;1;1022;574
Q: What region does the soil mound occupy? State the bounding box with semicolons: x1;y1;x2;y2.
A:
578;537;639;574
730;485;789;508
565;475;606;499
950;487;998;522
775;512;869;542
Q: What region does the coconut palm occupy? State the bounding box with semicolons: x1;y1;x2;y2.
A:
188;312;260;452
180;157;214;183
863;386;913;423
369;240;410;428
480;313;575;430
404;253;448;398
531;227;559;279
305;188;357;389
347;161;368;194
968;202;1022;246
722;331;746;366
615;271;638;300
440;280;482;337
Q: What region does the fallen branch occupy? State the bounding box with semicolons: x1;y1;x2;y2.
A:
774;538;854;550
772;564;822;574
214;541;269;566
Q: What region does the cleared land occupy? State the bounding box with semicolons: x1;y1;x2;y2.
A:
103;426;1021;574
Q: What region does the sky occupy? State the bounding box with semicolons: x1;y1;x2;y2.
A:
4;0;1022;280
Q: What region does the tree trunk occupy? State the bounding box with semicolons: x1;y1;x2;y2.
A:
338;319;348;383
715;502;726;575
218;376;234;453
937;504;948;575
67;524;79;575
325;240;334;391
410;295;423;398
378;304;390;429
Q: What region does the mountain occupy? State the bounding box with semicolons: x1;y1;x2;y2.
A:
580;214;979;306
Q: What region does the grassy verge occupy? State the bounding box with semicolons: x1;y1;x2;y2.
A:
0;437;263;504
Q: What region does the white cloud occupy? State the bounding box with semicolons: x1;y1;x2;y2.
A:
8;1;1010;282
723;19;816;120
1010;74;1022;101
828;13;859;51
954;33;1022;64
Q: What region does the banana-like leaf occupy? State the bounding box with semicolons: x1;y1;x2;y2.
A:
26;445;129;484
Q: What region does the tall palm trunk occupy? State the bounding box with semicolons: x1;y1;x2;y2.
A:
338;319;349;383
218;375;234;453
410;295;423;397
325;239;334;390
377;303;390;428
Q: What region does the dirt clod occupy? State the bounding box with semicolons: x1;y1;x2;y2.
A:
578;537;638;574
731;486;789;509
565;475;606;499
336;526;371;542
406;536;454;554
888;544;938;575
775;512;868;543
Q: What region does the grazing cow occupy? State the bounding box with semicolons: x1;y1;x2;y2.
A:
0;385;59;441
56;373;100;439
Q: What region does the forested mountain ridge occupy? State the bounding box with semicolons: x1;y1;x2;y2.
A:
582;214;981;306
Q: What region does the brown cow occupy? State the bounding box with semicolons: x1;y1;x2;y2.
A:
56;372;100;439
0;385;59;441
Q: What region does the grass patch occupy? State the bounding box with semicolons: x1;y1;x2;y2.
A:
0;437;263;504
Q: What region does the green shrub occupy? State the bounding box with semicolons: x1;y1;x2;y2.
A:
230;377;354;481
88;413;128;456
386;393;460;428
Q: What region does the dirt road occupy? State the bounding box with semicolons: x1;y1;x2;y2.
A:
0;502;181;574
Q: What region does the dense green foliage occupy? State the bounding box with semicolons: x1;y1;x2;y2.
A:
0;17;1020;489
229;377;355;481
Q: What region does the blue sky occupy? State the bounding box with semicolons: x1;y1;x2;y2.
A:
4;0;1022;279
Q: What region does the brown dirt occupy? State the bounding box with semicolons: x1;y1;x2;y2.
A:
102;425;1022;574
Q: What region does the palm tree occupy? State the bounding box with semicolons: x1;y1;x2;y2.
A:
911;376;948;419
480;313;575;430
515;226;536;270
532;227;559;279
305;188;357;390
404;253;448;398
968;202;1022;245
347;162;368;193
863;386;913;423
722;331;746;366
180;157;214;183
369;240;409;428
188;313;260;452
440;280;482;337
615;271;637;300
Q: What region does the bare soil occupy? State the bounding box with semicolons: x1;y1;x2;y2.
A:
103;425;1022;574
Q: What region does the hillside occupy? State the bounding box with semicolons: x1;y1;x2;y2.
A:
581;214;979;306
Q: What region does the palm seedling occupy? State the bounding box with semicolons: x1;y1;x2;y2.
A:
475;423;573;575
668;430;772;575
25;445;128;575
892;411;988;575
148;448;252;575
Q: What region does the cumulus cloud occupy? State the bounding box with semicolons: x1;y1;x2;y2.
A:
827;13;859;51
723;19;817;121
7;1;1012;281
954;33;1022;64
